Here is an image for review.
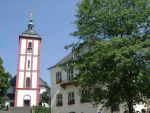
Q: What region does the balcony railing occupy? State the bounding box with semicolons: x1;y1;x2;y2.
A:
60;79;78;89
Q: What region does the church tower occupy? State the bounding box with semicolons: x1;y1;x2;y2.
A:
15;12;41;107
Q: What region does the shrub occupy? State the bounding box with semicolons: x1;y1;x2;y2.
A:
33;106;51;113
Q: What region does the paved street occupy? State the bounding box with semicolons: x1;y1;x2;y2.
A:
0;107;31;113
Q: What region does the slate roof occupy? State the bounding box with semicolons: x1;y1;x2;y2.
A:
6;94;15;100
10;76;16;86
48;53;72;69
10;76;49;88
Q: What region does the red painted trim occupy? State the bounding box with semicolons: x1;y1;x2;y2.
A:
23;95;31;107
30;40;34;88
36;40;41;106
15;38;22;107
24;39;28;88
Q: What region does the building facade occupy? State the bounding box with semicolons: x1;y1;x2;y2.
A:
14;15;41;107
49;53;150;113
49;54;117;113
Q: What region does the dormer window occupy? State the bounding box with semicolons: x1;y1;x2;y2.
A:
27;42;32;53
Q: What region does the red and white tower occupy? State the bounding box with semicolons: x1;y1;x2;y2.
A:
15;13;41;107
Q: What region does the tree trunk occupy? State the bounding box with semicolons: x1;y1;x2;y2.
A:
128;101;134;113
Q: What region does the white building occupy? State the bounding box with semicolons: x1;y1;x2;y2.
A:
48;53;119;113
7;13;43;107
49;53;150;113
3;13;50;108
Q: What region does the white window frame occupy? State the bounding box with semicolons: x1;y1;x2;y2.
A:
67;69;74;81
56;71;62;83
57;94;63;104
68;92;75;103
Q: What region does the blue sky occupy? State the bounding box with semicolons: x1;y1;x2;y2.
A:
0;0;79;86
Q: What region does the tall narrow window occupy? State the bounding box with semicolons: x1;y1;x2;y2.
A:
26;77;30;88
56;94;63;106
56;71;62;83
67;69;74;81
27;42;32;53
68;92;75;105
27;60;30;68
28;42;32;48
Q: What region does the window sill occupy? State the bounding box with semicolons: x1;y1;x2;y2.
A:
56;80;62;84
56;103;63;107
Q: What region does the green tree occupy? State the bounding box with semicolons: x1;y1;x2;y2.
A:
73;36;150;113
33;106;51;113
40;87;51;107
0;57;11;109
73;0;150;41
68;0;150;113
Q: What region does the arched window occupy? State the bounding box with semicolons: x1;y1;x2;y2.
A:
28;42;32;48
26;77;30;88
27;42;32;53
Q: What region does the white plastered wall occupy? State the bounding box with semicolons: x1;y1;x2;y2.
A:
32;72;37;88
17;90;37;107
18;72;24;88
20;56;25;70
50;67;112;113
33;40;38;55
20;39;26;54
33;57;38;70
16;38;40;107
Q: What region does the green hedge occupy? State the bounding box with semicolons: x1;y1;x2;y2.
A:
33;106;51;113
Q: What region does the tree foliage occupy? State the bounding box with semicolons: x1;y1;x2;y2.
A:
40;87;51;107
73;36;150;113
0;57;11;108
73;0;150;41
69;0;150;113
33;106;51;113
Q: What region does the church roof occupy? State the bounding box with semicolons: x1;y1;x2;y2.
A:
10;76;16;86
10;76;49;88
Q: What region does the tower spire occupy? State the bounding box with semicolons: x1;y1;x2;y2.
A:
22;10;39;36
28;10;34;30
29;9;33;22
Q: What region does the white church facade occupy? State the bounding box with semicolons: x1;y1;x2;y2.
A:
14;15;41;107
5;14;50;108
14;16;41;107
